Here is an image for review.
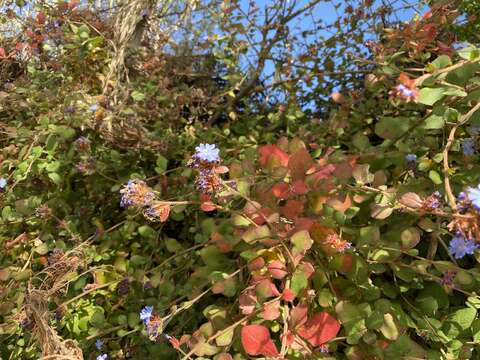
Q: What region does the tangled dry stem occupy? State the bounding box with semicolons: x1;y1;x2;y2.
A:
25;249;85;360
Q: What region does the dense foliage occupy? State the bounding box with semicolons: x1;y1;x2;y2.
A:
1;1;480;359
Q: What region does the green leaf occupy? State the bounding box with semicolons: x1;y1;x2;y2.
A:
458;46;480;61
138;225;157;239
424;113;444;129
417;88;445;106
131;91;146;101
375;117;412;140
48;172;62;185
291;269;308;295
155;155;168;174
431;55;452;69
380;313;399;340
448;307;477;331
429;170;442;185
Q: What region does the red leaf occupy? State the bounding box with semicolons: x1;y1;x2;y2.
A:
239;289;257;315
36;12;46;25
282;288;295;302
292;180;309;195
256;278;281;298
267;260;287;279
263;300;281;320
272;182;291;199
167;335;181;349
297;312;341;346
259;145;289;168
290;304;308;329
241;325;280;357
216;353;233;360
248;257;265;272
200;194;217;212
288;148;313;181
280;199;304;219
146;203;170;222
0;48;6;58
215;165;229;174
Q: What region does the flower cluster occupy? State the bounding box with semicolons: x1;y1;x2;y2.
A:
455;185;480;213
75;158;96;174
440;269;457;287
324;233;352;253
461;138;475;156
140;306;163;341
120;179;155;208
448;232;479;259
74;136;91;152
422;191;441;210
188;143;223;195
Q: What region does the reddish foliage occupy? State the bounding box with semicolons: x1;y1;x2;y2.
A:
239;289;257;315
36;12;47;25
292;180;309;195
280;200;304;220
297;312;341;347
241;325;279;357
256;278;281;298
0;48;5;58
290;304;308;329
248;257;265;272
258;145;289;168
272;182;291;199
200;194;217;212
288;148;313;181
263;300;281;320
282;288;295;302
267;260;288;279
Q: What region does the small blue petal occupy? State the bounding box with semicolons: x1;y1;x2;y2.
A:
0;178;7;189
195;143;220;162
448;233;479;259
405;154;417;162
95;339;103;350
140;306;154;323
96;354;108;360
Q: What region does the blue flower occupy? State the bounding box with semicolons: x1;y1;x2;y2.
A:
89;104;99;112
461;138;475;156
96;354;107;360
140;306;154;324
448;233;479;259
0;178;7;189
397;84;415;98
405;154;417;162
467;185;480;210
195;143;220;162
95;339;103;350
